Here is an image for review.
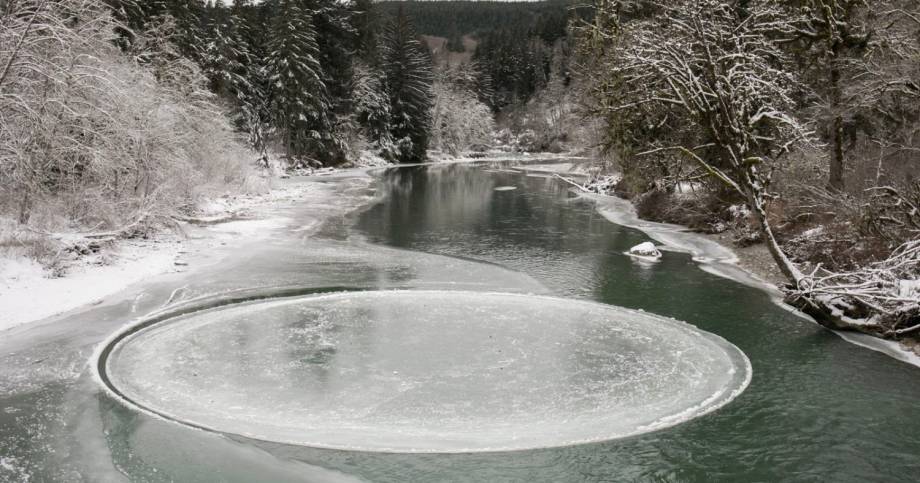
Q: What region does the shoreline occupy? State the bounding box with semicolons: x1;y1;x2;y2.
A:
0;170;373;334
4;156;917;369
577;185;920;369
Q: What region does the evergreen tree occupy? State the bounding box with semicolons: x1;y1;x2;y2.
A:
105;0;146;50
265;0;336;165
309;0;357;110
202;14;268;159
381;7;433;163
353;0;380;62
142;0;207;62
353;64;393;149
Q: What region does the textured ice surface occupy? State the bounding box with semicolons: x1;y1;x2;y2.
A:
101;291;750;453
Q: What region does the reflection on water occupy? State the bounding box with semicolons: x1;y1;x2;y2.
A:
2;161;919;482
358;163;645;298
348;162;920;482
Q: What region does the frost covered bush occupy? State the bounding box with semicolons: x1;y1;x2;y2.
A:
0;0;252;237
430;67;495;156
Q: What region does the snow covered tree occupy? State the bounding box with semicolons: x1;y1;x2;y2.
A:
581;0;920;340
430;65;495;155
309;0;356;111
264;0;337;166
105;0;146;50
353;0;379;62
105;0;206;60
156;0;207;62
778;0;920;193
202;14;268;160
380;7;433;163
784;0;873;192
582;0;812;283
352;63;393;151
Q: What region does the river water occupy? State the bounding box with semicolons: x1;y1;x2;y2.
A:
1;160;919;482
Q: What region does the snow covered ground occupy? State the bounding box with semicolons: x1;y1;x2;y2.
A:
0;171;368;333
0;238;180;332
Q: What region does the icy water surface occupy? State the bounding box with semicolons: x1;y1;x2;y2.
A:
100;291;749;452
2;160;920;482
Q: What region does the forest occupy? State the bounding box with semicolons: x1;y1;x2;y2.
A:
1;0;919;345
0;0;582;254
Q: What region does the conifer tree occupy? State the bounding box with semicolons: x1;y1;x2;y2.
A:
265;0;336;165
202;14;268;159
309;0;356;110
353;64;392;150
381;7;433;163
105;0;146;50
353;0;379;62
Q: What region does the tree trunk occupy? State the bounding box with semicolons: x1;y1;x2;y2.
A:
744;186;803;286
18;191;31;225
827;58;845;192
828;112;845;191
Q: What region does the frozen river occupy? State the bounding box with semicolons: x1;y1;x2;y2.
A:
1;160;919;481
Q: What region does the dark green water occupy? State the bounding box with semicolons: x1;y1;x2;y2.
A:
1;161;918;482
345;163;920;481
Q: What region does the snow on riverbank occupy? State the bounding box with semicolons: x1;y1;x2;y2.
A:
563;173;920;369
0;172;362;333
0;237;180;332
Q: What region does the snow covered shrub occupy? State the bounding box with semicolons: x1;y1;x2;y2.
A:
430;67;495;156
0;0;251;240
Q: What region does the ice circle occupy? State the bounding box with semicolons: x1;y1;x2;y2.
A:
96;290;751;453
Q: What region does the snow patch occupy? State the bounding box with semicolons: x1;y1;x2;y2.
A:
354;149;390;168
0;239;178;332
0;256;45;284
0;174;374;333
898;279;920;299
628;242;662;260
0;456;29;482
208;218;290;239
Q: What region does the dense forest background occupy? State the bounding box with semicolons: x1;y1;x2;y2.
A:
2;0;919;344
0;0;588;273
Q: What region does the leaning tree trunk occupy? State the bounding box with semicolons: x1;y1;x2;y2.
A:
742;183;863;333
743;184;803;287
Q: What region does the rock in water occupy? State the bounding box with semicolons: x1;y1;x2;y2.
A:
629;242;662;259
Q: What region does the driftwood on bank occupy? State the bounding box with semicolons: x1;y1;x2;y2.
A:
786;240;920;339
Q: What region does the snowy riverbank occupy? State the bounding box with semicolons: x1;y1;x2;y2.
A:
0;154;563;334
562;173;920;368
0;171;368;333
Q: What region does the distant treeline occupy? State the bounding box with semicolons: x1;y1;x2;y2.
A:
377;1;591;113
100;0;436;165
377;0;577;42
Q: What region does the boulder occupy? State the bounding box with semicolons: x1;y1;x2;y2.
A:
629;242;662;259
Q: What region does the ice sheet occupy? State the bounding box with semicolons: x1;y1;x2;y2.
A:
99;290;751;453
